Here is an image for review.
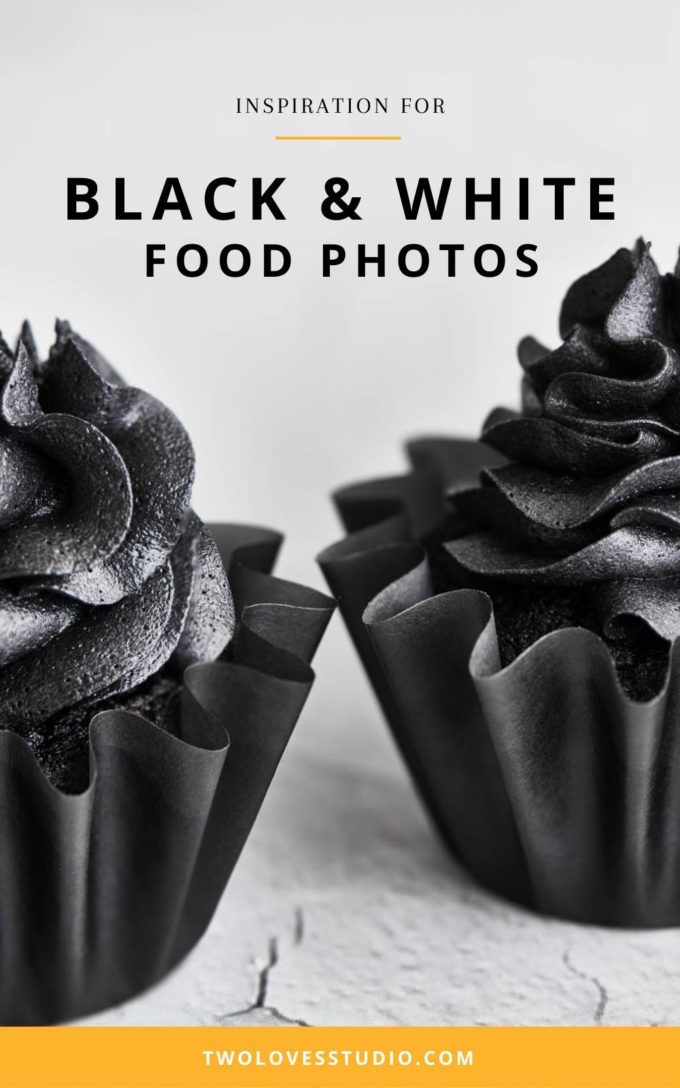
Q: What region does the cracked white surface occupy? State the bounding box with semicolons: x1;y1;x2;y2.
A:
81;620;680;1027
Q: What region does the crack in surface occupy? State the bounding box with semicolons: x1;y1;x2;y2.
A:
223;1004;309;1027
562;946;608;1024
260;1006;310;1027
223;909;310;1026
294;906;304;945
255;937;279;1008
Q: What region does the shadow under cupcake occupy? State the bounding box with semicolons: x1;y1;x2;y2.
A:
0;322;333;1024
320;239;680;928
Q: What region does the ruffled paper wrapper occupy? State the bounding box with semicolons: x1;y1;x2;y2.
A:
1;524;333;1024
319;437;680;929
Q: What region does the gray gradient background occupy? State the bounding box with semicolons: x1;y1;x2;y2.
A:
3;0;680;1026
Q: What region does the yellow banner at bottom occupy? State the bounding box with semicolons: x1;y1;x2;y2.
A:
0;1025;679;1088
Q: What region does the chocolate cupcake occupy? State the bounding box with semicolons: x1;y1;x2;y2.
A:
0;321;333;1023
320;240;680;928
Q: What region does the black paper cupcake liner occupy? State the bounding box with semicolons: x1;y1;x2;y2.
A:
319;437;680;929
2;523;333;1025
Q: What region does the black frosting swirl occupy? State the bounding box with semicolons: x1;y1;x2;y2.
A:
446;239;680;643
0;320;234;737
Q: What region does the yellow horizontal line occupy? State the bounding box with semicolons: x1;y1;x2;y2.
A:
275;135;402;141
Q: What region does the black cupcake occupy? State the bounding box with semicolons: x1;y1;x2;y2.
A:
320;240;680;928
0;321;333;1023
